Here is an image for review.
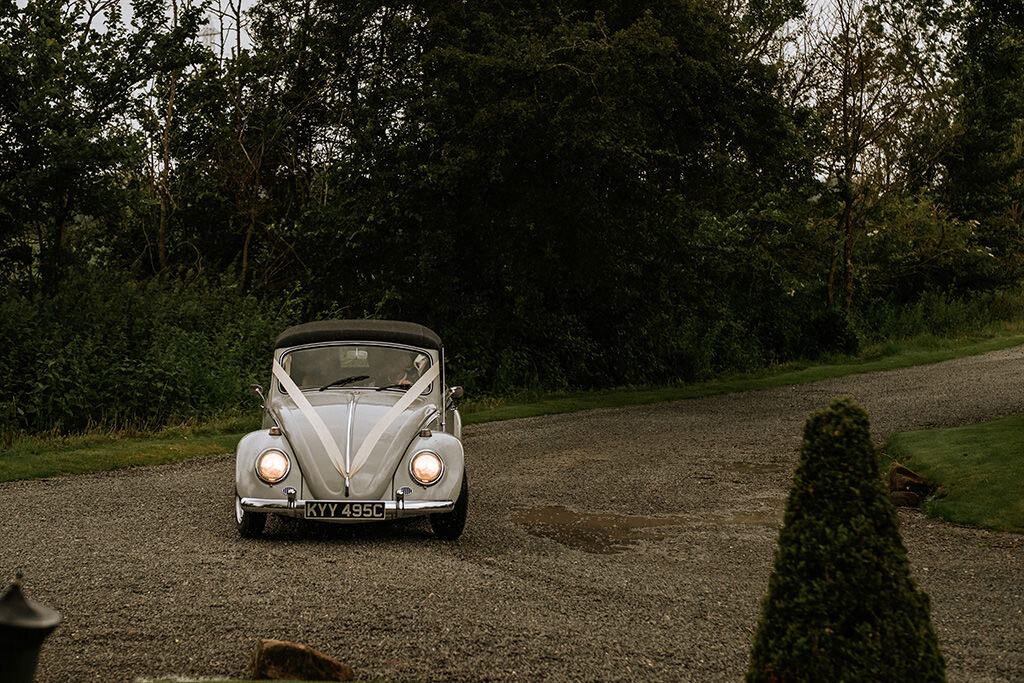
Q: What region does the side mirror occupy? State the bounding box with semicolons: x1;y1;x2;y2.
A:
448;386;464;400
249;384;265;407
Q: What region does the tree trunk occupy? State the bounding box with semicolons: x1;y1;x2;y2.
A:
841;197;854;312
41;203;71;293
827;243;838;308
238;207;255;294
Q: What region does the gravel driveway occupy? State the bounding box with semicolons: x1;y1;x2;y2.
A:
3;347;1024;682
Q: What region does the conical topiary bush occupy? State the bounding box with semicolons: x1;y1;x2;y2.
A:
747;398;945;682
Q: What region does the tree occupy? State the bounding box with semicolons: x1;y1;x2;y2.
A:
132;0;212;274
748;398;945;681
351;0;815;388
0;0;142;291
789;0;948;310
943;0;1024;288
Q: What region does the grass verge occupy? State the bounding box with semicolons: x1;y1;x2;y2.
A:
3;328;1024;486
886;415;1024;533
461;330;1024;424
0;415;258;484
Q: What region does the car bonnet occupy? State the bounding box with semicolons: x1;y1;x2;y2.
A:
272;390;436;499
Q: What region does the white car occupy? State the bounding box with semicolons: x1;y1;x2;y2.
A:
234;320;467;540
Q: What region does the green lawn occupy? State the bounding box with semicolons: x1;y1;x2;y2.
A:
886;414;1024;533
0;416;256;484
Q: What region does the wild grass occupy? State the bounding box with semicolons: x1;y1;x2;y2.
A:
0;414;258;483
886;415;1024;533
461;327;1024;424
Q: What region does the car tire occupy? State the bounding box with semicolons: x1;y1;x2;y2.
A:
430;473;468;541
235;495;266;538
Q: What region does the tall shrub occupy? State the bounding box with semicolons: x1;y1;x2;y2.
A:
0;270;294;435
747;398;945;682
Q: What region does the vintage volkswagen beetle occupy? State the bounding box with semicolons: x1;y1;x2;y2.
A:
235;320;467;540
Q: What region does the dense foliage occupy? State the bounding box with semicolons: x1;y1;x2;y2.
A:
2;0;1024;435
747;399;945;682
0;271;293;433
944;0;1024;288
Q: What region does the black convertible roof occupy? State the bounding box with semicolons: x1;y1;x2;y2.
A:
275;319;442;350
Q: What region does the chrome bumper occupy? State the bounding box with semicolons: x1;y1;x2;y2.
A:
240;496;454;521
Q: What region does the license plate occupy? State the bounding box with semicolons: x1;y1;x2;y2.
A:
305;501;386;520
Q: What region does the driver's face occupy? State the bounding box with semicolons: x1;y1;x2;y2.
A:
378;357;406;380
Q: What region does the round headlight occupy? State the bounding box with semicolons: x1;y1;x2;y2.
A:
256;449;290;484
410;450;443;485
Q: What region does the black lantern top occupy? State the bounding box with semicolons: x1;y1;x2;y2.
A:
0;573;62;632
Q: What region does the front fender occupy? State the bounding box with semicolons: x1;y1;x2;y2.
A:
393;431;465;505
235;430;303;500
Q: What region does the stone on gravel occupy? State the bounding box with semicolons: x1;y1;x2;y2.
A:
249;638;354;681
888;462;934;501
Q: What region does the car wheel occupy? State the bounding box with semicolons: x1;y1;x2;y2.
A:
235;495;266;538
430;473;468;541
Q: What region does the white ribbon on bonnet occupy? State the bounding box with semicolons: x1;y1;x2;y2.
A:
272;357;440;484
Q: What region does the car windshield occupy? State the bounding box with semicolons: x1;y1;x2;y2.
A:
281;344;432;392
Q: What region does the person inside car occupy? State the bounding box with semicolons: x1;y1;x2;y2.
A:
372;352;414;388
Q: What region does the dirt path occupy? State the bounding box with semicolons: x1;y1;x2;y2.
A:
3;347;1024;681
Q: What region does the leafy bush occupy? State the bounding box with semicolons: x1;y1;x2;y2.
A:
0;270;295;437
747;399;945;682
853;289;1024;343
6;256;1024;439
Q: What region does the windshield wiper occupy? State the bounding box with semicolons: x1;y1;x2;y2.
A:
318;375;369;391
376;383;411;392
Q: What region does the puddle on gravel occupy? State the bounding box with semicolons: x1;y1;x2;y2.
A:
512;506;782;555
